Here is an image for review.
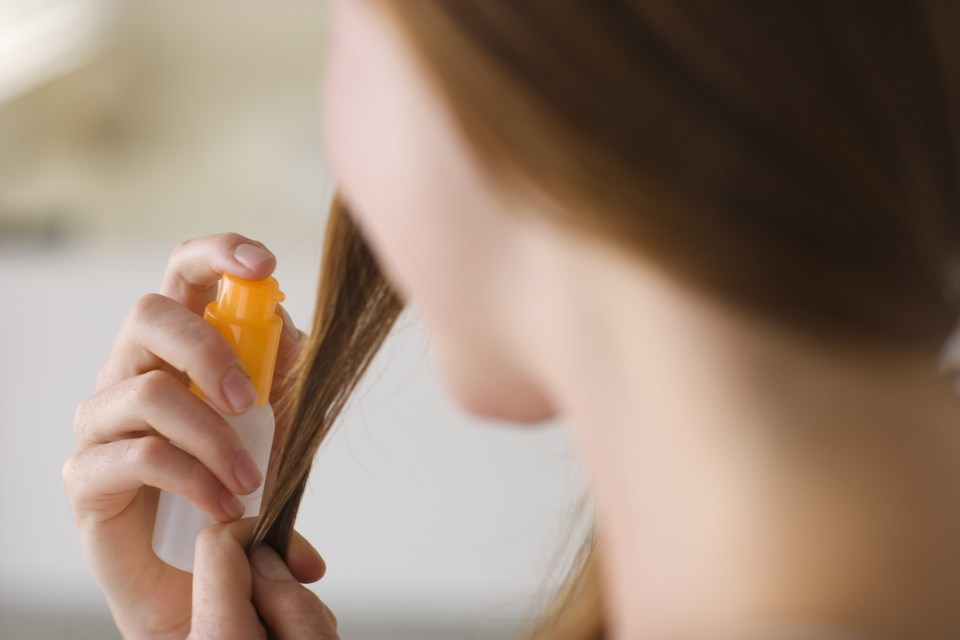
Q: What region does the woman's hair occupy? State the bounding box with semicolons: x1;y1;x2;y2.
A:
252;2;960;638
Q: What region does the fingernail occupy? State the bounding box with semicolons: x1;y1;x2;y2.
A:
222;366;257;413
233;449;263;494
234;243;274;270
252;547;294;581
278;305;300;341
219;487;245;519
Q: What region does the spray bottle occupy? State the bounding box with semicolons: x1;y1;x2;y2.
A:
152;273;284;572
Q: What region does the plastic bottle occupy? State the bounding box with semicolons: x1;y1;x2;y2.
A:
152;273;285;572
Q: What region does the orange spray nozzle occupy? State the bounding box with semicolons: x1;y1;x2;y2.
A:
216;274;285;323
193;273;285;407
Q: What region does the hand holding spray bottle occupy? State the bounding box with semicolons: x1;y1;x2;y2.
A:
153;273;284;572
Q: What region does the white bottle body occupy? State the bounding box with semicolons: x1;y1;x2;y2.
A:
152;401;275;573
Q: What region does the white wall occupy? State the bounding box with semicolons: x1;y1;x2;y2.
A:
0;2;587;638
0;242;585;638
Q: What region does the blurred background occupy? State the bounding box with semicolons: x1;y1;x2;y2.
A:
0;1;586;638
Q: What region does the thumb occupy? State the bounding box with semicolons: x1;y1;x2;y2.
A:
251;547;339;640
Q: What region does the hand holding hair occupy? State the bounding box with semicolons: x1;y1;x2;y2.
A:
63;233;310;638
189;519;337;640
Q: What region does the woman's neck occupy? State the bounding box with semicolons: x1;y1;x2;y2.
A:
518;232;960;639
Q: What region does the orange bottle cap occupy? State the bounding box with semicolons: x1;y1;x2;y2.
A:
196;274;285;407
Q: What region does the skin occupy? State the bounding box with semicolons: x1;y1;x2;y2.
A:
66;0;960;638
64;234;337;639
323;0;960;638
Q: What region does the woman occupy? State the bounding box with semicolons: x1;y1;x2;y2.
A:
64;1;960;638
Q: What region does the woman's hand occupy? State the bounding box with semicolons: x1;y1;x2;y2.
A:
63;234;311;638
189;519;338;640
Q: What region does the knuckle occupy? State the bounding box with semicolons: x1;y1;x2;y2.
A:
133;369;174;405
72;399;91;441
325;603;338;629
61;455;78;489
219;232;245;247
169;238;194;263
61;452;90;506
94;362;111;391
128;435;166;468
128;293;168;326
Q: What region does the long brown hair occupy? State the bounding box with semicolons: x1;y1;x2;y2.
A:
253;2;960;638
249;197;402;552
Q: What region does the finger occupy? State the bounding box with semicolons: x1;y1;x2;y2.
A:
74;370;262;497
161;234;277;315
63;436;243;523
287;529;326;584
191;520;262;639
251;547;339;639
187;522;326;636
96;294;257;416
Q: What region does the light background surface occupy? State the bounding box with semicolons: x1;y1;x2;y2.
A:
0;2;587;638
